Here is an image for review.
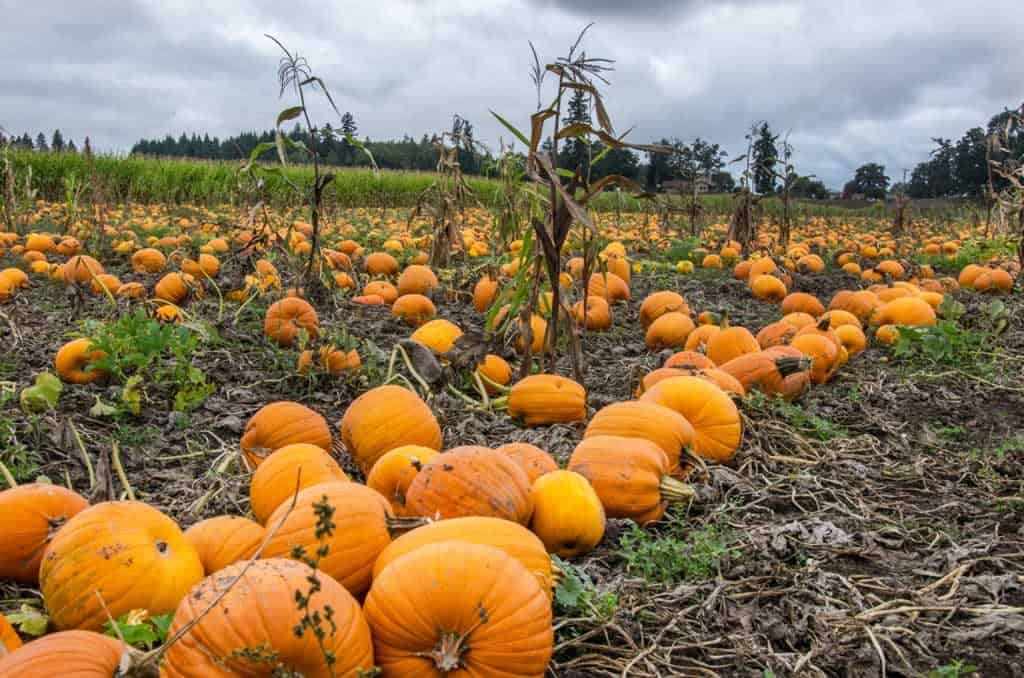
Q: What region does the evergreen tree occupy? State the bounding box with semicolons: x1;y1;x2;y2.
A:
751;123;778;194
51;129;64;152
36;133;48;151
561;89;591;173
67;139;77;153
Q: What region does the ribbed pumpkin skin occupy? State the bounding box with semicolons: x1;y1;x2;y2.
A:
473;277;499;313
495;442;558;484
249;443;347;525
568;436;671;525
507;374;586;426
162;559;374;678
184;516;265;575
639;291;689;328
583;401;694;476
366;445;440;516
54;338;107;385
0;484;89;583
240;401;332;470
371;516;553;596
0;612;22;658
263;482;394;597
40;501;203;631
340;385;442;474
0;630;123;676
529;471;605;559
264;297;320;347
405;447;534;525
706;326;760;366
719;348;810;401
640;376;742;463
365;542;553;678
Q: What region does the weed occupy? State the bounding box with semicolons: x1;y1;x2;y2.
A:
290;495;341;673
0;388;40;483
102;610;172;650
929;659;977;678
618;516;733;584
746;392;848;442
552;555;618;621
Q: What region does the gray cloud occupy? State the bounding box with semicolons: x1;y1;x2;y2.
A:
0;0;1021;188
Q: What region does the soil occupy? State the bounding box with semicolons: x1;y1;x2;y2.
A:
2;252;1024;677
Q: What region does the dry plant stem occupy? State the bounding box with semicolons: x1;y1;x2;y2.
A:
0;460;16;488
516;254;544;380
69;420;97;491
111;440;136;501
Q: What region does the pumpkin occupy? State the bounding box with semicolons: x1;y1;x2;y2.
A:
664;350;715;369
410;318;463;354
529;471;605;559
364;542;552;677
40;501;203;631
366;445;440;516
790;333;841;384
781;312;817;329
363;280;399;304
756;320;798;349
340;385;442;473
0;612;21;658
684;323;720;352
0;483;89;583
873;296;937;327
823;309;862;330
507;374;587;426
796;254;825;273
263;481;399;597
719;348;811;401
640;376;742;462
392;293;437;326
495;442;559;484
405;446;534;524
834;324;868;356
780;292;825;316
87;273;120;296
115;281;146;298
249;443;347;524
182;253;221;278
568;436;692;525
0;631;125;676
162;559;374;678
587;272;630;303
296;346;361;376
875;324;900;345
61;255;104;284
829;289;881;324
184;515;265;575
750;274;787;301
958;263;986;289
130;247;166;273
366;251;400;276
572;295;613;330
473;276;500;312
639;291;690;328
476;354;512;394
371;517;553;597
645;311;696;350
25;233;56;252
240;401;332;470
397;264;439;296
264;297;320;347
584;400;695;475
706;324;760;366
154;272;201;304
54;338;107;384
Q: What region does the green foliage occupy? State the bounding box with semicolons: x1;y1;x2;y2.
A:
19;372;62;414
290;495;339;670
80;308;214;415
892;321;989;369
929;659;978;678
618;518;733;584
746;391;848;442
5;603;49;636
0;386;39;482
552;555;618;621
102;610;173;650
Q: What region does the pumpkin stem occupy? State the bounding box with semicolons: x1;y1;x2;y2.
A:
549;558;563;587
489;396;509;411
422;630;471;672
776;356;813;377
386;516;431;536
815;314;831;331
719;310;730;330
659;476;695;504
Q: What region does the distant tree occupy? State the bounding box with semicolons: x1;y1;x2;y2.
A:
20;133;33;149
645;138;673;190
751;122;778;194
561;88;591;174
847;163;889;199
790;174;828;199
67;139;77;153
712;171;735;192
35;133;48;151
51;129;65;152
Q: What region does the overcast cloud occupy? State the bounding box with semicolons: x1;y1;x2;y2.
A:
1;0;1021;188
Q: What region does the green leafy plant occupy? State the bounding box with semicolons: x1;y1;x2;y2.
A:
929;659;978;678
551;555;618;621
80;308;214;415
102;610;173;650
290;495;340;673
5;603;49;637
19;372;62;414
618;519;733;584
892;321;989;369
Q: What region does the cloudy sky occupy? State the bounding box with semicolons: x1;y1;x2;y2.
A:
2;0;1021;188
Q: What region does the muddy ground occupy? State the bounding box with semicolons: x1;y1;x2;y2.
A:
2;253;1024;677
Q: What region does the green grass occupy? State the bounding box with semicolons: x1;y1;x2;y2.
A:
618;516;734;584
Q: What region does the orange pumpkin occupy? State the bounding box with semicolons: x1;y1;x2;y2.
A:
240;401;332;470
249;442;347;524
473;276;500;313
392;293;437;326
364;542;552;677
0;612;21;658
639;291;690;328
366;445;440;516
706;324;760;366
584;400;695;475
264;297;320;347
640;376;742;462
162;559;374;678
184;515;265;575
406;446;534;524
507;374;587;426
645;312;696;350
0;630;125;676
54;338;107;384
396;264;439;296
340;385;443;473
529;470;605;558
495;442;559;484
40;501;203;631
0;483;89;583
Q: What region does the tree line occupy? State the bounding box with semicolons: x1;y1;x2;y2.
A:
1;129;80;154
